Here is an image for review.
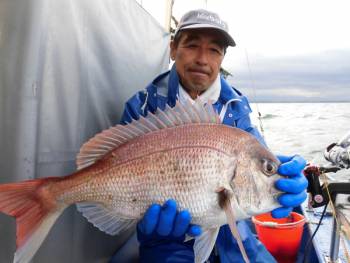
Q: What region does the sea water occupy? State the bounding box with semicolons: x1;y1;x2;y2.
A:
250;102;350;180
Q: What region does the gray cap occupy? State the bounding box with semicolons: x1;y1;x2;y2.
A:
174;9;236;47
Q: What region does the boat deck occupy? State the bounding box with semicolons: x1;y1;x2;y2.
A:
301;203;350;263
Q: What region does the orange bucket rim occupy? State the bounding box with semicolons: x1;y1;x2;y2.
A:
252;212;306;229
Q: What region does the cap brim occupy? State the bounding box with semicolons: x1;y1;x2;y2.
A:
179;24;236;47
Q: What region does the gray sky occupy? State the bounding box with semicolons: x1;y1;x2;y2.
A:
139;0;350;102
226;49;350;102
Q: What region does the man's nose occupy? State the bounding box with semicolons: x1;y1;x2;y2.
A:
195;48;208;65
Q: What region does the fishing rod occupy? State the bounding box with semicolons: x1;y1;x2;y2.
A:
244;49;265;138
303;131;350;263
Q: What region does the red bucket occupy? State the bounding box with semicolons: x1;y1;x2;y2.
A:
252;212;305;263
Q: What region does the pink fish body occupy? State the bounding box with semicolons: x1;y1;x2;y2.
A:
0;101;282;263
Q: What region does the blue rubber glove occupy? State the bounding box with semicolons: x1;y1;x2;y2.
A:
138;199;201;239
137;199;202;262
272;155;308;218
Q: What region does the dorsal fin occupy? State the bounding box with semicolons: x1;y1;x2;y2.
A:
76;100;221;170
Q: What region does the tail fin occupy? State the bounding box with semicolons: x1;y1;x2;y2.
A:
0;178;66;263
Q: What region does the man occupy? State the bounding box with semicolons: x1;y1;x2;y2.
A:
117;9;308;262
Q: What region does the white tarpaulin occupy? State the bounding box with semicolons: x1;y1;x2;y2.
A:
0;0;170;262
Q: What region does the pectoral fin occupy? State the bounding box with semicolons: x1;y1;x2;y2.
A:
193;227;220;263
218;188;250;263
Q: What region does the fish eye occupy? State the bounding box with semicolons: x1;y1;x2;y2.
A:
261;159;277;176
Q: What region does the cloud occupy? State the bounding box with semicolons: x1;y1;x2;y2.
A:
225;49;350;102
264;88;322;98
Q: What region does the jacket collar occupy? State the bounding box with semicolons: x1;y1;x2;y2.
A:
167;64;180;107
218;76;242;104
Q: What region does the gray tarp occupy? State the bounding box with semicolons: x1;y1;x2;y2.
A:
0;0;170;262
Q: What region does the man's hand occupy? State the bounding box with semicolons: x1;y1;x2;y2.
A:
272;155;308;218
137;199;202;243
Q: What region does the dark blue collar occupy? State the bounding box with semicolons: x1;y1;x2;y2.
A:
218;77;242;104
167;64;180;107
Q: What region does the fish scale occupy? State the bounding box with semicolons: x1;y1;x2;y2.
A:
0;101;282;263
67;144;229;221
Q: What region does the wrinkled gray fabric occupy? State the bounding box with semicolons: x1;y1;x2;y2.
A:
0;0;169;262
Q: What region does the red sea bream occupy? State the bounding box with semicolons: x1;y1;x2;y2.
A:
0;101;282;263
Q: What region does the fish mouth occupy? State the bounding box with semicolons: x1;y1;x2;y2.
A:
269;178;283;194
268;184;284;205
271;190;282;200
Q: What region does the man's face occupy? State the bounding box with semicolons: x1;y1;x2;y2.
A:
170;29;226;97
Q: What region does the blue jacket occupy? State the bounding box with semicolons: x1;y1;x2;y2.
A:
119;65;275;263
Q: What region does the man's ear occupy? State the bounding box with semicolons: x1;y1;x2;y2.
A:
170;41;176;61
